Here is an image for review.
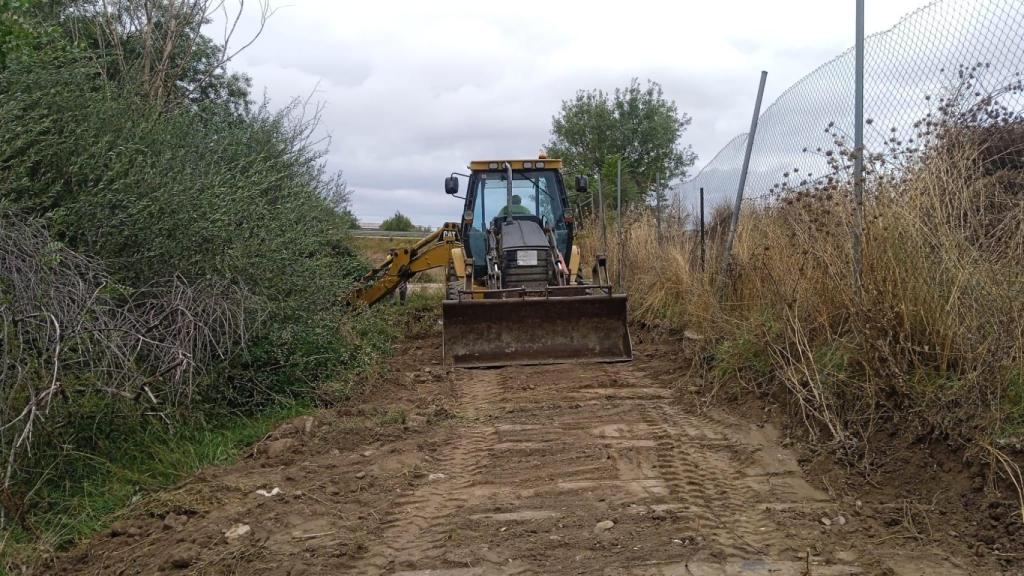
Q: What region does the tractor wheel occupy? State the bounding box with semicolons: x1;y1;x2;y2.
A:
445;265;460;301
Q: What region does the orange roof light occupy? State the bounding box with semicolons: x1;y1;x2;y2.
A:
469;159;562;171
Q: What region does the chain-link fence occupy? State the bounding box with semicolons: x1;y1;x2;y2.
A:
672;0;1024;218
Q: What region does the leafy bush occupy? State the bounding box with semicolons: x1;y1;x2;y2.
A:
1;49;372;395
380;211;416;232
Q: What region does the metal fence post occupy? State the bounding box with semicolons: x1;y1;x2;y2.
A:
719;71;768;291
596;173;608;255
616;156;623;289
677;188;685;229
852;0;866;296
699;187;706;273
655;173;663;244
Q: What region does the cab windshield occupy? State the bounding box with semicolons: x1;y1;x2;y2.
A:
471;170;563;230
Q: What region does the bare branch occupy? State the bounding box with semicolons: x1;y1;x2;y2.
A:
0;212;256;519
185;0;275;100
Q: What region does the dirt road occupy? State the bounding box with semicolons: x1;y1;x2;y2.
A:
52;336;1005;575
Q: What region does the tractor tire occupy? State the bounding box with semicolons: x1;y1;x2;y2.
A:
445;265;460;301
446;281;460;301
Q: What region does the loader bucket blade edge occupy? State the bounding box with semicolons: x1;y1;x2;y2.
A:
442;295;632;368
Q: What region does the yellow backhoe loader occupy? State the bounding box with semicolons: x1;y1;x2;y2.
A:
346;157;631;368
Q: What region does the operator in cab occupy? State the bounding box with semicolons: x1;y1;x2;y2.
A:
497;194;532;217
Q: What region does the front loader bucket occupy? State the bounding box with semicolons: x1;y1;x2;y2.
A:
442;295;632;368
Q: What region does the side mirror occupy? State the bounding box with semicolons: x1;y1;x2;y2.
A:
575;175;589;194
444;176;459;195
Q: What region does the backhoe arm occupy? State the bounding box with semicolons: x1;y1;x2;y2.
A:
346;223;463;307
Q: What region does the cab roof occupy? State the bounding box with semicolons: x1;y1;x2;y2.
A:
469;159;563;171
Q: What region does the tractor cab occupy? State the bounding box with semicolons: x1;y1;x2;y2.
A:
454;159;573;281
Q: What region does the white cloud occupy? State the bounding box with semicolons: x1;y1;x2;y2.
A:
211;0;928;226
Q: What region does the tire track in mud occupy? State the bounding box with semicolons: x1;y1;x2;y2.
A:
348;371;505;575
447;359;848;573
352;355;857;574
640;401;778;557
564;362;783;558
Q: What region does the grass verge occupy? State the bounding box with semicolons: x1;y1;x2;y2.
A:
0;400;310;568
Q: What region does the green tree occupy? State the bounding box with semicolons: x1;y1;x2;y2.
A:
547;78;696;208
598;156;641;209
338;207;361;229
380;211;415;232
3;0;261;111
322;171;360;228
0;0;62;68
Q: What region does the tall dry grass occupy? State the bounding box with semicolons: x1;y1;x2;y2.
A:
595;120;1024;459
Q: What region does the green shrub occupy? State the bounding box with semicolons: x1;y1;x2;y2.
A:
0;52;373;401
380;211;416;232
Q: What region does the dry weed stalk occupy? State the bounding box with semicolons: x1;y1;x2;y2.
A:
984;444;1024;524
602;77;1024;474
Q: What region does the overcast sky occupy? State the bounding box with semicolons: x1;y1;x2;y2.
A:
216;0;928;226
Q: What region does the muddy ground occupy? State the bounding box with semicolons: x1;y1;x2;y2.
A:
45;333;1022;575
